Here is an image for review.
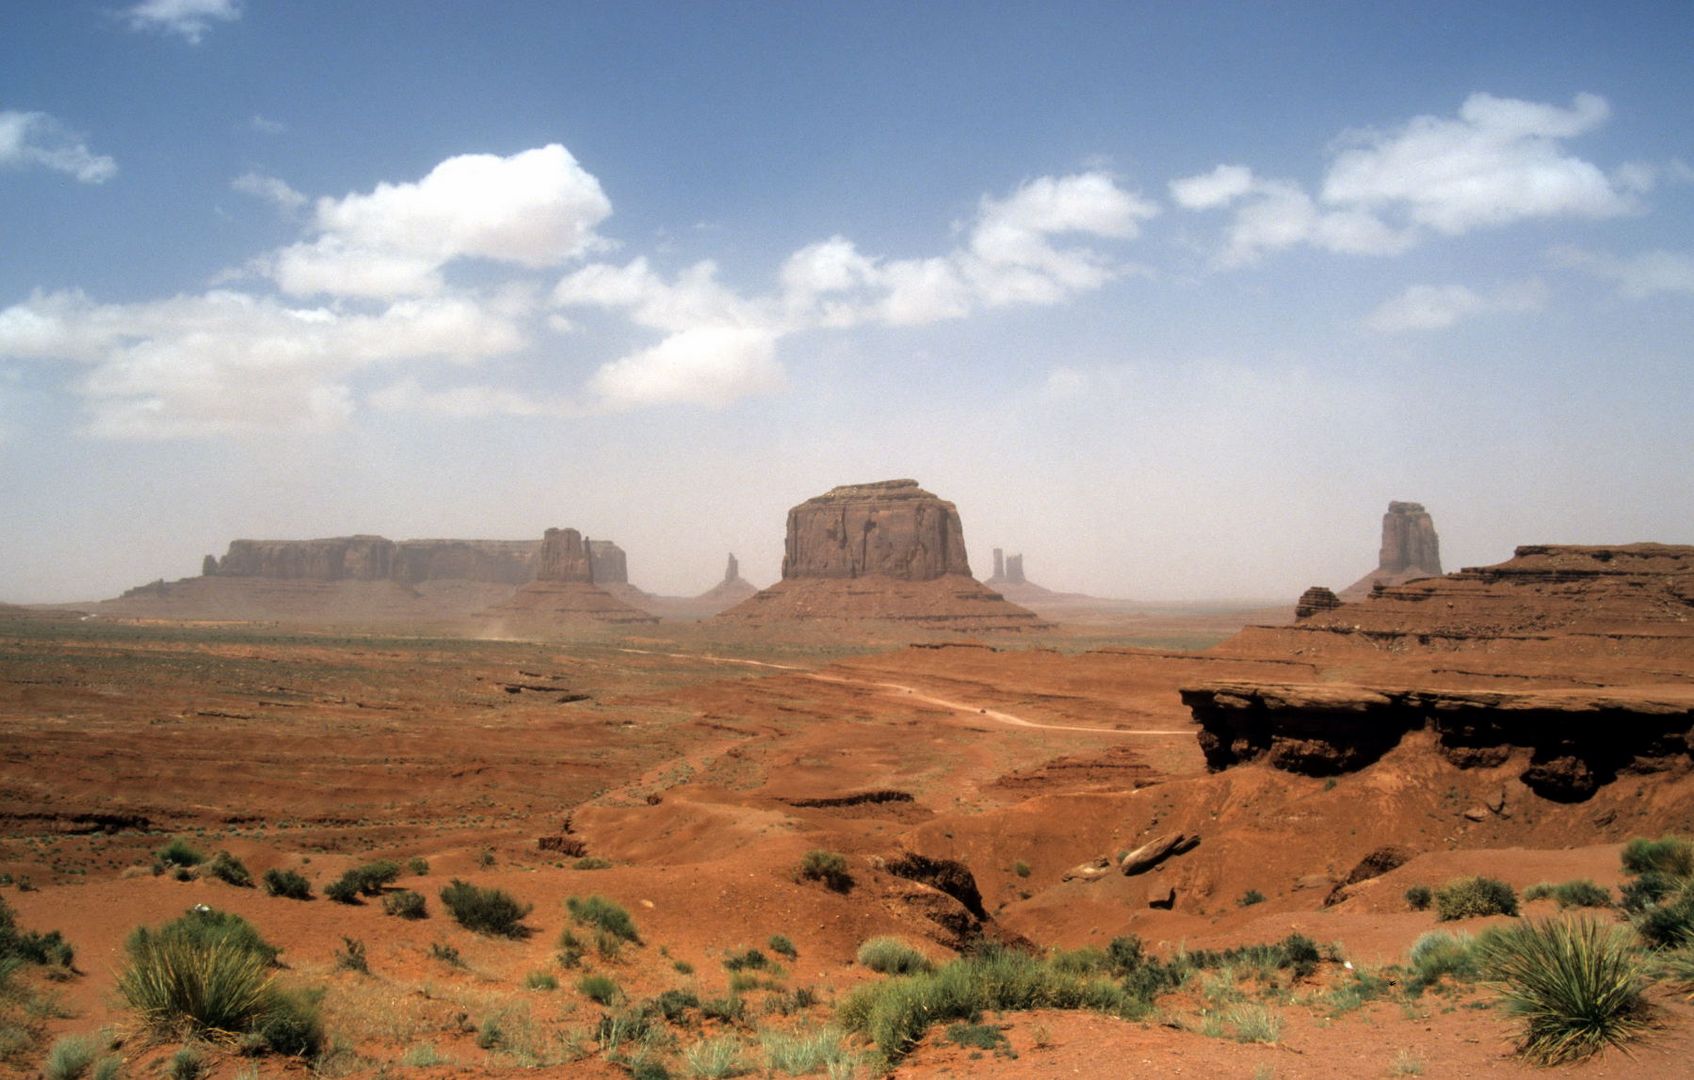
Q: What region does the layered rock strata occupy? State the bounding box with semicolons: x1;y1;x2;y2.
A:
482;527;656;627
720;480;1047;631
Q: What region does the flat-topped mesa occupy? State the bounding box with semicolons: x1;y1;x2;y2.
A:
204;536;539;585
482;526;656;627
719;479;1049;632
1340;501;1443;598
390;539;538;585
781;479;971;581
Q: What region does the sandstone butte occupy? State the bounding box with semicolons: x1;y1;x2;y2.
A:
1182;542;1694;802
480;526;657;626
1339;500;1444;599
717;478;1048;631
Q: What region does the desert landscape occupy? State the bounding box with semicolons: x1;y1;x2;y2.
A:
3;481;1692;1079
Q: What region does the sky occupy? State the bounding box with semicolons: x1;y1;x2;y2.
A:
2;1;1692;603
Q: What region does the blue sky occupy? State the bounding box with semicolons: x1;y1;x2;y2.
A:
2;1;1691;602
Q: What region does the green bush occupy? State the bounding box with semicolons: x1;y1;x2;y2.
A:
325;860;401;903
1406;930;1482;992
1238;889;1266;907
407;857;430;876
129;908;279;966
205;851;253;888
578;972;621;1005
1619;835;1694;949
722;947;768;972
439;880;531;937
1435;876;1519;921
1523;880;1611;909
1633;890;1694;949
797;850;852;893
324;877;361;905
524;970;557;991
565;894;640;943
839;944;1135;1062
1478;917;1650;1064
0;893;74;968
767;934;797;960
1405;884;1433;911
557;929;586;968
166;1046;202;1080
155;838;205;869
650;988;699;1023
856;936;930;975
1621;836;1694;879
573;857;613;870
261;868;311;900
381;890;427;920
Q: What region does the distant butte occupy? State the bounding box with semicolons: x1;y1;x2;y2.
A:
1339;501;1443;599
481;527;657;627
717;479;1048;631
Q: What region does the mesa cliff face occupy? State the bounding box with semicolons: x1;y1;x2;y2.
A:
721;480;1046;632
483;527;656;627
206;536;538;585
1186;543;1694;801
781;479;971;581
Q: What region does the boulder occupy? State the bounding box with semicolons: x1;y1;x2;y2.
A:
1119;832;1199;876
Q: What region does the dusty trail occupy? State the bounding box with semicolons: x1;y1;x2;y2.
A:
804;672;1190;736
615;646;808;671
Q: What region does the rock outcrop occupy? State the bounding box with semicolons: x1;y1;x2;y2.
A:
1185;544;1694;801
1294;586;1341;620
482;527;656;628
719;480;1048;632
1341;501;1443;598
587;540;629;585
203;536;539;585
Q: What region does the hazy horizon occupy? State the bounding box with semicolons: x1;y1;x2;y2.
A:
3;2;1690;605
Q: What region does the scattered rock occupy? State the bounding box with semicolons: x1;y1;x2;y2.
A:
1462;806;1490;822
1146;882;1176;909
1062;856;1111;883
1119;832;1199;876
1295;586;1341;620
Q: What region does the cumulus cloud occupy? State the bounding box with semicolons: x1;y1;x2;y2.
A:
1552;245;1694;299
0;111;117;184
231;171;305;212
1175;93;1636;265
369;379;583;419
589;326;783;410
272;145;611;298
1364;279;1546;333
0;288;528;438
124;0;240;44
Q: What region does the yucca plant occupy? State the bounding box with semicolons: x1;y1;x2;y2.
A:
118;929;275;1035
1478;917;1650;1064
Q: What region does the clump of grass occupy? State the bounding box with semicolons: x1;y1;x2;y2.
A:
1013;861;1031;878
381;890;427;920
683;1034;747;1078
557;930;586;968
1621;836;1694;879
1524;880;1612;909
1618;835;1694;948
1224;1003;1282;1043
839;943;1137;1062
650;988;699;1023
767;934;797;960
155;838;205;869
565;895;639;943
761;1025;855;1074
333;937;367;974
427;942;464;968
42;1032;100;1080
1405;884;1433;911
205;851;253;888
260;868;311;900
1237;889;1266;907
573;857;613;870
524;970;558;991
1406;930;1482;993
1435;876;1518;921
855;936;930;975
166;1045;202;1080
1478;917;1650;1064
406;857;429;876
440;880;531;937
0;893;74;968
722;947;769;972
796;850;852;893
578;972;621;1006
699;995;745;1024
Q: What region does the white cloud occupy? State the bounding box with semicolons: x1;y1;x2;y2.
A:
1177;93;1636;265
589;326;783;410
231;171;305;212
0;111;117;184
1364;279;1546;333
273;144;612;299
1552;245;1694;299
124;0;240;44
246;114;286;135
553;257;760;332
0;288;528;438
369;379;583;419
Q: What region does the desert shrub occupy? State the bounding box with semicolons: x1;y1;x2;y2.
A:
118;910;317;1054
333;937;367;974
155;838;205;869
1621;836;1694;879
651;988;699;1023
407;857;429;876
1406;930;1482;992
524;970;557;991
381;890;427;920
699;995;745;1024
722;947;768;972
796;850;852;893
578;972;621;1005
840;944;1134;1062
767;934;797;960
1224;1003;1282;1044
1524;880;1611;910
1435;876;1518;921
1633;890;1694;949
261;869;311;900
1013;861;1031;878
764;985;818;1016
1172;933;1322;981
42;1032;100;1080
594;928;624;961
1620;872;1678;913
573;857;613;870
856;937;930;975
1238;889;1266;907
344;860;400;896
166;1046;202;1080
565;895;639;943
682;1034;746;1078
1405;884;1433;911
427;942;463;968
205;852;252;889
1478;917;1650;1064
557;929;586;968
440;880;531;937
323;877;360;905
0;894;73;968
761;1025;852;1074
